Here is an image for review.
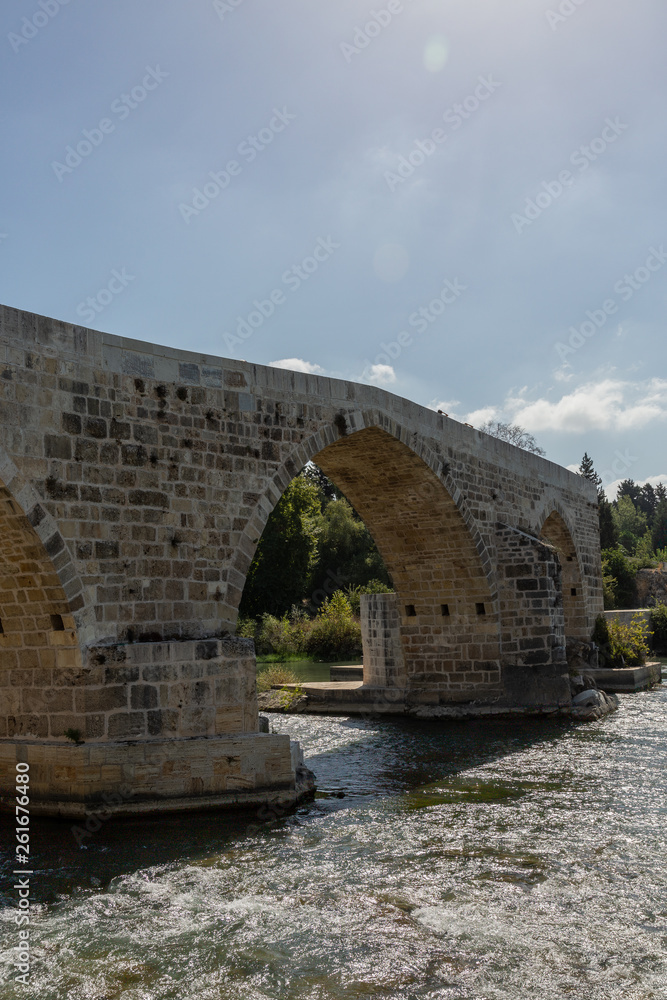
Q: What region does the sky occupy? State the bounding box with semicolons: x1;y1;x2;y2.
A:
1;0;666;497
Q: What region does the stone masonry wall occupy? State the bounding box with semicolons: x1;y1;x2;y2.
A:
361;592;407;688
1;636;258;743
0;306;603;711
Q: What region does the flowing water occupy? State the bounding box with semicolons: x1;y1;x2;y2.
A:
1;679;666;999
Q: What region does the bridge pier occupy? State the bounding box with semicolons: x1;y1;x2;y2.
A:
0;636;314;818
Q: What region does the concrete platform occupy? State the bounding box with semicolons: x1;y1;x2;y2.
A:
586;662;662;693
273;682;571;719
329;665;364;681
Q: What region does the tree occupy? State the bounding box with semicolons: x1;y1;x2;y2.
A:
577;453;616;548
239;476;321;618
310;497;391;594
479;421;545;456
239;466;391;619
616;479;641;505
651;498;667;552
602;548;637;608
578;452;602;491
612;495;647;555
637;483;657;521
599;499;617;549
301;463;338;508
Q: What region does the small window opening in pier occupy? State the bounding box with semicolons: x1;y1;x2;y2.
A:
405;604;416;617
0;618;4;634
475;603;486;615
50;614;65;631
441;604;450;616
567;555;574;562
570;588;577;597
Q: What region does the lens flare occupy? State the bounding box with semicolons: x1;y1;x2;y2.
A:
424;36;449;73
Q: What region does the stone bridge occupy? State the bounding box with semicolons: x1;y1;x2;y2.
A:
0;306;602;817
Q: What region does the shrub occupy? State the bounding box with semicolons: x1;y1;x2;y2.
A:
305;591;362;660
649;603;667;653
256;664;299;692
592;613;611;649
602;548;637;609
598;613;652;667
345;579;394;615
236;618;256;641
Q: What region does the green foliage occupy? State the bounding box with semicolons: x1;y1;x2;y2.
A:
248;611;310;658
602;614;651;667
239;476;321;618
311;497;391;594
301;463;338;507
601;548;637;609
239;466;391;620
612;495;647;555
577;454;617;548
649;603;667;653
256;664;299;692
592;613;611;649
651;499;667;552
279;684;305;711
345;579;394;615
579;452;602;490
635;529;658;568
602;571;617;610
305;591;362;661
598;495;617;549
64;727;84;744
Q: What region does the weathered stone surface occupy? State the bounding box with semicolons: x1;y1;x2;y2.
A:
0;305;605;814
570;688;619;721
636;567;667;606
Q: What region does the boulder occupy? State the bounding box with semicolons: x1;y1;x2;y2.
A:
571;688;619;721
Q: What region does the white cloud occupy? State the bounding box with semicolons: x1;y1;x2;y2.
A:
605;473;667;501
366;363;397;385
469;378;667;434
428;399;461;417
465;406;499;427
269;358;325;375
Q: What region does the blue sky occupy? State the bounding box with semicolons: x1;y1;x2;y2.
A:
2;0;666;494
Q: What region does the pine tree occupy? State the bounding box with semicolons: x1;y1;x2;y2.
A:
652;499;667;552
637;483;657;521
577;453;616;548
616;479;641;505
579;452;602;491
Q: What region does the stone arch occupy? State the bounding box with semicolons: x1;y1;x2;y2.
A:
0;447;93;640
234;411;498;603
233;415;502;695
0;448;96;740
538;505;588;640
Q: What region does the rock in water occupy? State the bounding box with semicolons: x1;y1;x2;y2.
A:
571;688;619;721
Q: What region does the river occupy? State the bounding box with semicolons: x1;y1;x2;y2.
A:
1;676;666;999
